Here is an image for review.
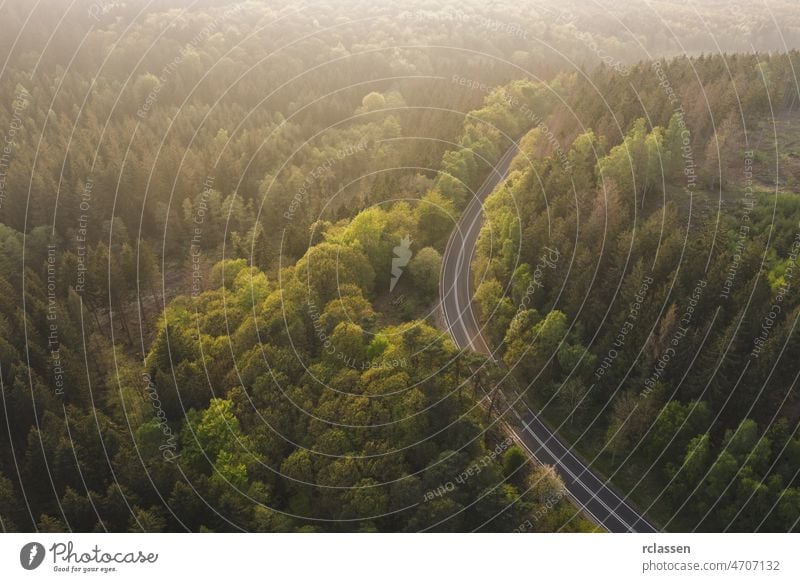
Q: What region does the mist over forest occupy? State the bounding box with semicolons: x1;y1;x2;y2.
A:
0;0;799;534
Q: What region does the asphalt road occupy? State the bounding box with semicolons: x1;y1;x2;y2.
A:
439;144;659;533
440;145;518;356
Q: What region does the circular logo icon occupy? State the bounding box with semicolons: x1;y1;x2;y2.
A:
20;542;46;570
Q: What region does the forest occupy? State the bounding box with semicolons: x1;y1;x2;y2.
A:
473;53;800;531
0;0;799;532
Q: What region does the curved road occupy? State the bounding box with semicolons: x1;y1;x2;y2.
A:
439;145;659;533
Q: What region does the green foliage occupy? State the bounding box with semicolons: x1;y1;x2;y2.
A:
473;55;800;531
502;446;527;478
3;0;799;534
408;246;442;299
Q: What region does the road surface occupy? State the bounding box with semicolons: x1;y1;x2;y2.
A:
440;145;517;355
439;144;659;533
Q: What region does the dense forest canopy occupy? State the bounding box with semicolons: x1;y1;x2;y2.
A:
0;0;799;532
473;52;800;531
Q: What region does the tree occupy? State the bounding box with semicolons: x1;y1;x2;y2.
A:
294;242;375;304
560;379;589;425
605;391;641;461
181;398;252;490
0;472;18;531
502;446;527;478
128;508;167;532
339;207;390;277
669;433;713;502
474;279;516;347
645;400;711;464
409;246;442;299
503;308;541;371
361;91;386;112
416;190;455;247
